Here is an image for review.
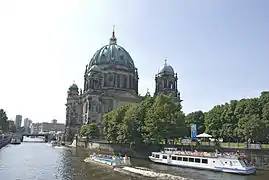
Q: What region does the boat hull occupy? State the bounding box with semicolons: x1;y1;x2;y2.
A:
149;156;256;175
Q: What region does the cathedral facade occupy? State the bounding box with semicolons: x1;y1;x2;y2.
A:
65;28;181;141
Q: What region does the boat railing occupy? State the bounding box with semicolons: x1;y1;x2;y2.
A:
168;151;241;159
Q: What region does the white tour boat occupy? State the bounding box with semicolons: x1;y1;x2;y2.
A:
84;153;131;168
10;136;21;144
149;148;256;175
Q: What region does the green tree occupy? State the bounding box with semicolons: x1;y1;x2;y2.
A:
204;105;225;137
202;92;268;142
185;110;205;135
117;95;155;144
143;94;186;143
80;123;100;139
0;109;8;132
103;105;130;143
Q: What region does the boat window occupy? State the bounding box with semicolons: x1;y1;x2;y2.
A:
240;160;247;167
195;158;201;163
172;156;177;160
243;159;249;166
163;155;167;159
189;158;194;162
156;154;160;158
202;159;208;164
213;161;215;163
177;157;182;161
183;157;188;162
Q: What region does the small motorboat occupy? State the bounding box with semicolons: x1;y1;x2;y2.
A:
84;153;132;168
10;136;21;144
49;140;58;147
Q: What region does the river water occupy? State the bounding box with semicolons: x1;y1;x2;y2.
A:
0;138;268;180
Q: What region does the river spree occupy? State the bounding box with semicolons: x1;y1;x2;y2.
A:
0;138;269;180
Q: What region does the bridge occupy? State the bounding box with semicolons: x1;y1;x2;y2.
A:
17;133;50;142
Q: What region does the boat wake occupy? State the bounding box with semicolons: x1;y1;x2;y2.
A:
54;146;66;149
115;166;192;180
84;157;192;180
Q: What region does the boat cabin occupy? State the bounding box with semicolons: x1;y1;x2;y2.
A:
163;148;177;153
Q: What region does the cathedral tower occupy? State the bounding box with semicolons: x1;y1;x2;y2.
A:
154;59;181;101
65;83;83;141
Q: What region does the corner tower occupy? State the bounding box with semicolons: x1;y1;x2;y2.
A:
154;59;181;101
65;82;83;141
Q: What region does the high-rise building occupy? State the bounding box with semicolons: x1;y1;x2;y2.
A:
24;118;29;129
23;118;32;133
15;115;22;129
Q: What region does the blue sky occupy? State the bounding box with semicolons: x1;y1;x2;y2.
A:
0;0;268;123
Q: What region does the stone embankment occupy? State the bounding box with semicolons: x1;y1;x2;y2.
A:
0;134;11;149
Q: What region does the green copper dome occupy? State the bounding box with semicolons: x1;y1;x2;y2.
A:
69;83;78;90
88;28;135;70
158;59;174;75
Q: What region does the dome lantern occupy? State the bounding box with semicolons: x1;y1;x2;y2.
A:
158;58;174;75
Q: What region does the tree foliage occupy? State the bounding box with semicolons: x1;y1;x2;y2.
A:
102;91;269;144
80;123;100;139
103;94;186;144
185;110;205;135
0;109;8;132
202;92;269;142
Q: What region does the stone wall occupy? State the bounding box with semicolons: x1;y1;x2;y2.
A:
0;136;11;149
77;139;162;158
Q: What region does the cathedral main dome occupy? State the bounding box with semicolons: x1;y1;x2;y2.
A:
88;28;135;70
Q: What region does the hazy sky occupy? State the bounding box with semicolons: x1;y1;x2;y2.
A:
0;0;268;123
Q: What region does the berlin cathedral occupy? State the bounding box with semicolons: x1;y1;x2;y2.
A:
65;28;181;141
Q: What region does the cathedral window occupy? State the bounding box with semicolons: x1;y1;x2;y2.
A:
129;75;132;88
109;74;114;86
123;75;127;88
104;74;108;86
120;55;124;61
117;74;120;87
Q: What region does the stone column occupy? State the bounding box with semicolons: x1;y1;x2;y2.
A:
113;99;116;109
135;79;138;93
119;75;122;88
84;76;86;91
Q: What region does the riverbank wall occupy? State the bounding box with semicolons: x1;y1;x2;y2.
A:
76;139;269;171
0;135;11;149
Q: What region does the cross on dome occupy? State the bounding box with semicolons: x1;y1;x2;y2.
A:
164;58;168;66
109;25;117;45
